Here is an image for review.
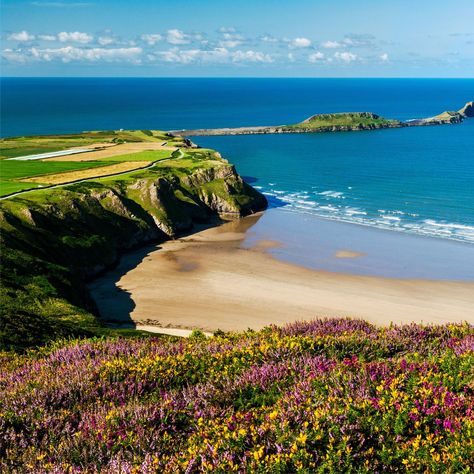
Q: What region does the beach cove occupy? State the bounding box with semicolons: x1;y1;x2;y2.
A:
89;209;474;333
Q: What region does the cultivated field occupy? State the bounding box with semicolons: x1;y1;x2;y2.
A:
0;131;185;197
21;161;153;185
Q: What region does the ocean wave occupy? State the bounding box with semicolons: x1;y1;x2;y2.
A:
318;190;345;198
263;188;474;244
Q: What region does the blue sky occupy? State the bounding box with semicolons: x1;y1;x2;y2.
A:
1;0;473;77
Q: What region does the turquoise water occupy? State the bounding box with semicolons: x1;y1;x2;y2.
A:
1;77;473;244
197;121;474;244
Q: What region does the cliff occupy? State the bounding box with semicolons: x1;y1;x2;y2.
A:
0;148;266;350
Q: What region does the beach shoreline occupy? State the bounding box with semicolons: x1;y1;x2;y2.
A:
89;211;474;333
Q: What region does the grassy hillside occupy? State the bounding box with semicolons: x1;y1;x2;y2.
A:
0;136;266;351
290;112;399;130
1;318;472;472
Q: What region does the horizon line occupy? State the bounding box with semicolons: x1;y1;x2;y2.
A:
2;76;473;80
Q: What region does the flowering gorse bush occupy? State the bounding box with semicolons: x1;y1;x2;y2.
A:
1;318;473;473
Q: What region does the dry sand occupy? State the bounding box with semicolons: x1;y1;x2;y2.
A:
89;215;474;333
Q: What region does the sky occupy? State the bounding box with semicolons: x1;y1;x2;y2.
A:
1;0;473;77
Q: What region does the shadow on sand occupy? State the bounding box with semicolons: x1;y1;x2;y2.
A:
88;211;277;329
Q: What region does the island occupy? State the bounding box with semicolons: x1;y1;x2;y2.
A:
171;101;472;136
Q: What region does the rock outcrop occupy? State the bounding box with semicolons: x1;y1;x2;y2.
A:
459;101;474;118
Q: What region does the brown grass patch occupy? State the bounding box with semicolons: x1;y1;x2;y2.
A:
21;161;152;185
45;142;176;161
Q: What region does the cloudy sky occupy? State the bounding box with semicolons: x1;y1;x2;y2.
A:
2;0;473;77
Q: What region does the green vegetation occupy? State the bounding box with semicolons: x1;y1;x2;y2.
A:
0;159;109;180
0;131;188;197
96;149;174;162
0;181;46;195
0;160;121;197
0;160;132;197
0;130;174;159
290;112;399;130
0;131;266;351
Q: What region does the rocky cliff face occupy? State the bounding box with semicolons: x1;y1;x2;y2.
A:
1;162;266;277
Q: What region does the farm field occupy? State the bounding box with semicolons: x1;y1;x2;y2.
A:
44;143;177;162
0;131;185;197
21;161;153;185
0;130;174;159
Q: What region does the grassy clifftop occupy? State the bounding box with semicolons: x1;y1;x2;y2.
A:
0;136;266;351
290;112;400;131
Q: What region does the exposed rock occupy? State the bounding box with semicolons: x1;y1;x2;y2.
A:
459;101;474;117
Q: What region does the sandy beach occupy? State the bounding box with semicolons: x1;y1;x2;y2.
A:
89;213;474;332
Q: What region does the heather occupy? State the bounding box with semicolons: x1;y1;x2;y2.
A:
1;318;473;473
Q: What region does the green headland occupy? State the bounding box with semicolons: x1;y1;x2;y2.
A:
0;131;267;350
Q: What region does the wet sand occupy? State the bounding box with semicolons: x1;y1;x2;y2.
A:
89;214;474;333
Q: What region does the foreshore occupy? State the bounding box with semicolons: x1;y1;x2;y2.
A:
89;210;474;333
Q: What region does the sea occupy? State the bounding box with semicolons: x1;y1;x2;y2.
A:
2;77;474;278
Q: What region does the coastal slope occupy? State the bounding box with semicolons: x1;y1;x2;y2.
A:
0;134;267;350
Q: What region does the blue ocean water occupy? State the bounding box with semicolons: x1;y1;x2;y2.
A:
1;78;474;244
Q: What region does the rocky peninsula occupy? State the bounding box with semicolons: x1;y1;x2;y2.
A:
171;101;472;137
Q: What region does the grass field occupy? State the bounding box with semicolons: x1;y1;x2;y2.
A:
0;181;47;195
92;149;174;162
0;130;174;160
0;160;110;180
22;161;153;185
0;131;187;197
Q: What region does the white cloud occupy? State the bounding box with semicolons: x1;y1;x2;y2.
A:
218;31;244;48
155;47;272;64
260;35;279;43
2;48;29;62
98;36;115;46
343;34;377;48
219;40;242;48
166;29;190;45
158;47;229;64
218;27;236;33
58;31;93;43
8;31;35;42
140;34;162;45
380;52;389;62
232;50;273;63
4;46;142;63
287;52;295;62
289;37;311;49
334;51;358;63
38;34;57;41
322;40;341;49
308;51;325;62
